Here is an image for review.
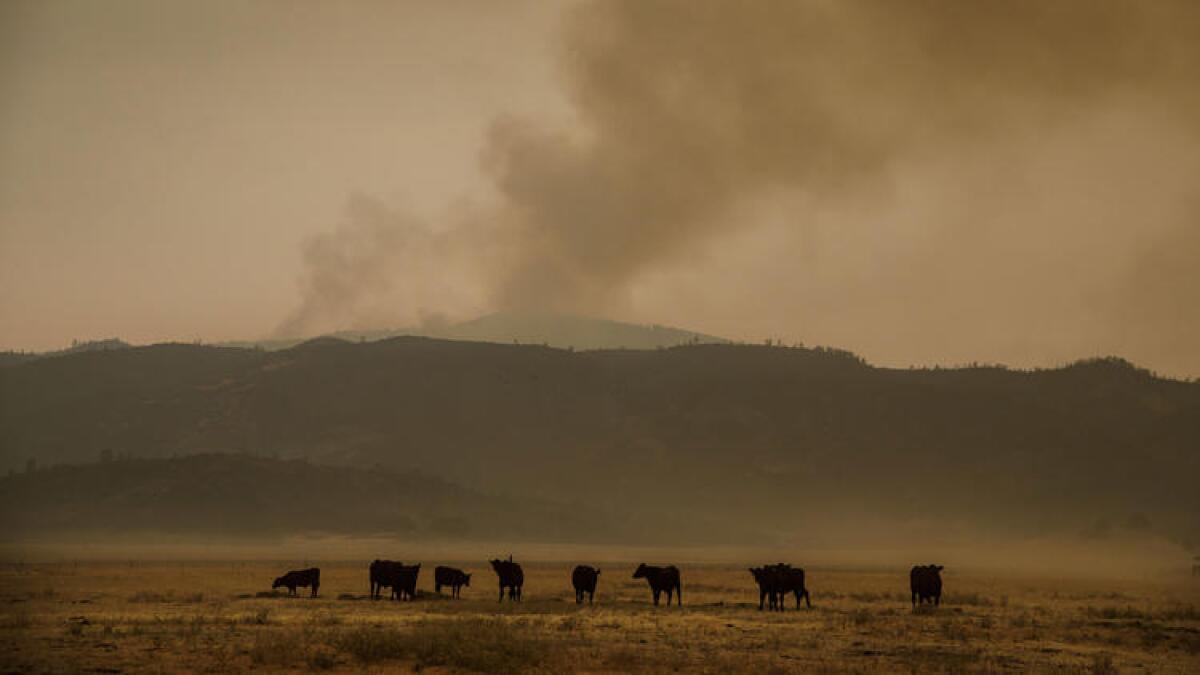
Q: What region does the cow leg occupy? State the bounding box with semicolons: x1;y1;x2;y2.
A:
676;585;682;606
804;590;812;609
653;589;660;606
589;590;594;605
499;585;505;602
312;583;319;598
934;593;940;607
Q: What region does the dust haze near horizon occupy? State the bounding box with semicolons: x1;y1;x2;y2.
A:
3;0;1199;377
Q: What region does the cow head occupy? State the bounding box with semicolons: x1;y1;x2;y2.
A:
271;576;284;589
934;565;944;572
489;559;503;572
464;573;471;586
632;563;649;579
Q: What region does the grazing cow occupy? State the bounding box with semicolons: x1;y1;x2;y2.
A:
633;564;681;606
369;560;405;600
272;568;320;597
392;564;420;601
910;564;944;607
749;564;811;611
489;557;524;602
435;566;471;598
572;565;600;604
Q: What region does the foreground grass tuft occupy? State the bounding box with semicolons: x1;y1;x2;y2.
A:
335;617;551;673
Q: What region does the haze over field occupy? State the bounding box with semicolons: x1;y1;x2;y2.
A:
3;0;1200;377
3;6;1200;673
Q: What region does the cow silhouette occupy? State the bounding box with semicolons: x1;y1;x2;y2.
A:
633;563;681;606
272;568;320;597
910;564;944;607
572;565;600;604
434;566;471;598
489;556;524;602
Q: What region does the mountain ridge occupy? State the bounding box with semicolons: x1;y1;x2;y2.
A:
1;335;1196;548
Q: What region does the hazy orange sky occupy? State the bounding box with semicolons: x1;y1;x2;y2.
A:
3;0;1198;378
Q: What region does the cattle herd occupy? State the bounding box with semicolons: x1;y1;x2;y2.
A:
270;558;948;610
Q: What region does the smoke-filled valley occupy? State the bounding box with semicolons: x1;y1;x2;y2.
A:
2;334;1196;557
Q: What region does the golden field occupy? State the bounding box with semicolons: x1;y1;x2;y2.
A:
1;558;1198;673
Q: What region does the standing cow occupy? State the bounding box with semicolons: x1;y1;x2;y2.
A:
910;564;944;607
749;563;811;611
434;566;471;598
572;565;600;604
749;566;780;611
772;563;811;610
369;560;404;600
392;564;420;601
272;568;320;597
633;564;681;606
489;557;524;602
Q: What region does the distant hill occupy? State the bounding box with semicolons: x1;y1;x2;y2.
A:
0;338;130;368
216;311;728;352
430;311;727;350
1;337;1197;548
0;453;734;544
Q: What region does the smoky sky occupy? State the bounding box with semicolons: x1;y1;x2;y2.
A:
3;0;1199;377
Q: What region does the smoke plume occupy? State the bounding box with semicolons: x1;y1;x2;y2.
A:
280;0;1200;375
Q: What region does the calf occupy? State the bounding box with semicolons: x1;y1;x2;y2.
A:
435;566;471;598
572;565;600;604
489;557;524;602
392;564;420;601
369;559;404;600
272;568;320;597
633;564;681;606
910;564;944;607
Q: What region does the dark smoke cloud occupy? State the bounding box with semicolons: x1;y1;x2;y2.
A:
280;0;1200;374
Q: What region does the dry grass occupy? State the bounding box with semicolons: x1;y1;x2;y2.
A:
0;560;1197;673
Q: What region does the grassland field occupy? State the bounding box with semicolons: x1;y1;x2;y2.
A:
1;556;1198;674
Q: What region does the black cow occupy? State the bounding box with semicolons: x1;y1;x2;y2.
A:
435;566;471;598
771;563;811;610
392;564;420;601
910;564;944;607
490;557;524;602
633;564;681;606
273;568;320;597
749;566;779;611
572;565;600;604
369;559;404;600
749;563;811;611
